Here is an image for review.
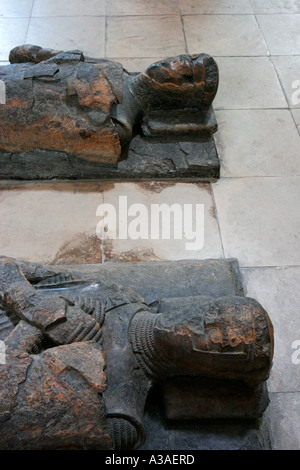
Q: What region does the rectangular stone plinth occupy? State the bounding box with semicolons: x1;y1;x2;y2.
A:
0;135;219;181
162;377;269;420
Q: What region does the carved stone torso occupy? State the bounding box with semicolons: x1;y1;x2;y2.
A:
0;51;125;165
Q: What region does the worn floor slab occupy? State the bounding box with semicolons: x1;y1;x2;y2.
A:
213;57;287;110
106;16;185;58
272;56;300;109
183;15;268;56
0;18;29;61
257;14;300;55
292;109;300;135
0;182;103;265
0;0;33;17
215;109;300;177
212;177;300;267
265;392;300;450
101;182;223;262
26;16;105;58
251;0;300;14
179;0;253;14
106;0;181;16
32;0;106;17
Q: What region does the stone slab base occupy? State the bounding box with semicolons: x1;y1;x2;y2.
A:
0;136;219;181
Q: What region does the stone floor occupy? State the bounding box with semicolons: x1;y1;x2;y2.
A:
0;0;299;450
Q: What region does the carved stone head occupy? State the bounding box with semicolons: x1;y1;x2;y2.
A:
130;53;219;112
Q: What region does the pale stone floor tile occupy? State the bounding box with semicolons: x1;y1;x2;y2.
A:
0;183;103;265
0;18;29;61
179;0;253;14
106;16;186;58
213;57;288;109
241;266;300;393
212;177;300;267
292;109;300;134
183;15;268;57
272;56;300;109
257;14;300;55
106;0;180;16
251;0;300;14
26;17;105;58
100;182;223;262
32;0;105;17
111;57;162;73
215;109;300;177
0;0;33;17
265;392;300;450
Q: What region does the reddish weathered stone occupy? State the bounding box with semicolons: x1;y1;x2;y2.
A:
0;340;112;450
0;50;123;165
0;258;274;450
0;47;220;173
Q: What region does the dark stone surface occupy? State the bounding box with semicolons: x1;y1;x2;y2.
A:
0;135;219;181
141;387;270;450
33;258;243;305
118;135;220;180
0;258;273;450
162;378;269;420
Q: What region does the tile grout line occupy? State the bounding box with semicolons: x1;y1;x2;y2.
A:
214;107;290;111
252;7;298;123
212;175;300;179
181;13;300;16
3;13;300;19
105;55;299;60
99;183;105;264
269;56;300;132
252;10;271;57
249;0;256;16
210;182;226;259
24;0;35;43
240;264;300;269
291;110;300;135
248;0;255;15
253;13;291;111
109;55;300;59
104;13;108;58
179;12;188;55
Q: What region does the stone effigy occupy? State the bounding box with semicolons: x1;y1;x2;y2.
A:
0;257;274;450
0;45;274;450
0;45;219;180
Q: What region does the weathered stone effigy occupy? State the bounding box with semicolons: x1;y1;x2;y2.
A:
0;257;273;450
0;45;219;180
